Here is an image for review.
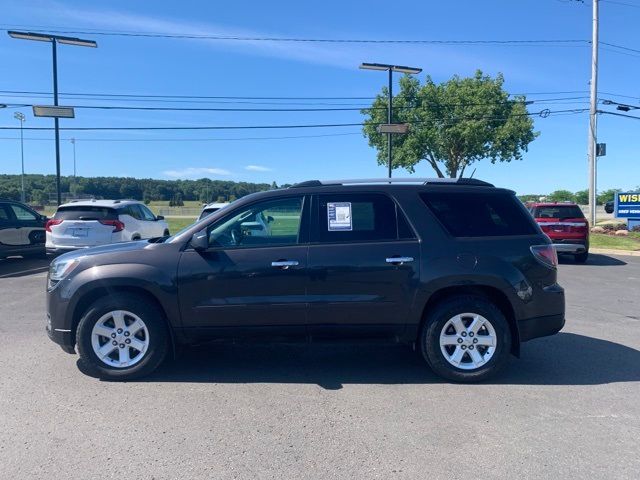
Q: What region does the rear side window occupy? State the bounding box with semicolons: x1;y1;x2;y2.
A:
317;193;414;243
532;205;585;219
0;205;10;221
54;206;117;221
421;191;537;237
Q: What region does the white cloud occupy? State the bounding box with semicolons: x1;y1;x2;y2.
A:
163;167;231;179
245;165;272;172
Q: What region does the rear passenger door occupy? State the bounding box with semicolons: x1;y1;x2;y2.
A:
0;203;22;248
307;193;420;340
9;203;45;246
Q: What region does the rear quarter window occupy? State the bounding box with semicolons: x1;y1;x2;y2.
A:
421;191;538;237
54;206;117;221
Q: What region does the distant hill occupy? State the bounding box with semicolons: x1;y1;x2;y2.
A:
0;174;275;205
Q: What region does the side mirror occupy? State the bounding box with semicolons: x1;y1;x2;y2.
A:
267;215;275;223
41;215;48;221
191;231;208;251
156;215;165;220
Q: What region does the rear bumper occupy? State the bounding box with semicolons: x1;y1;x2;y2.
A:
517;282;565;342
551;239;589;254
517;313;565;342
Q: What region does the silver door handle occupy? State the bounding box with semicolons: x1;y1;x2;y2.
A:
386;256;414;264
271;260;299;268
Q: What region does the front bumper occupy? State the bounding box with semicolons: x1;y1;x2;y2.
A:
46;311;75;353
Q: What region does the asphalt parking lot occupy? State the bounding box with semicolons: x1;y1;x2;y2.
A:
1;254;639;479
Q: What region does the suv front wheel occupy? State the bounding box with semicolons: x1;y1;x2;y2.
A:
76;293;169;380
420;295;511;382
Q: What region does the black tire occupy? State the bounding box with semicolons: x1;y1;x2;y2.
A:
574;251;588;263
420;295;512;383
76;293;169;380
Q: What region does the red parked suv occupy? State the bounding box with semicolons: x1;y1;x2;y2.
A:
527;202;589;263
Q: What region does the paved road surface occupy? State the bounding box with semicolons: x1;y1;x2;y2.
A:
0;254;638;479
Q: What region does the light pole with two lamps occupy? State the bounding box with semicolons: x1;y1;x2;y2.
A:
360;62;422;178
7;30;97;205
14;112;26;202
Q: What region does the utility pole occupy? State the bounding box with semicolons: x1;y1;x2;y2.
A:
588;0;599;225
70;138;76;197
14;112;26;202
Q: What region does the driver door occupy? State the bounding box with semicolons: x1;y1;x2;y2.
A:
177;195;309;339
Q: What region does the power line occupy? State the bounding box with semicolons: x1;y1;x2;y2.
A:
598;109;640;120
0;108;589;131
601;0;640;8
0;27;589;46
0;132;364;142
0;97;590;112
600;41;640;54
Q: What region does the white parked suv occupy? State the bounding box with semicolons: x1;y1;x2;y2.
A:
198;202;229;220
46;200;170;254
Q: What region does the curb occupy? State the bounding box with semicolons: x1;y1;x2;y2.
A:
590;248;640;257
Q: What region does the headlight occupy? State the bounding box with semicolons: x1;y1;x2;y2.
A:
48;258;80;289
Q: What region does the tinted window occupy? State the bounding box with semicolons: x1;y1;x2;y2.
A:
421;191;537;237
125;205;144;220
10;204;37;221
0;205;10;222
54;206;117;221
199;208;219;220
208;197;303;248
533;205;585;219
139;205;156;221
318;194;400;243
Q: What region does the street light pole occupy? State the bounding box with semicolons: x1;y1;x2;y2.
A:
360;63;422;178
588;0;599;225
52;39;63;205
7;30;97;205
14;112;26;202
387;69;393;179
71;138;76;178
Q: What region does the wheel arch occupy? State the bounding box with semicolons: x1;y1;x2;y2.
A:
70;285;177;357
418;285;520;357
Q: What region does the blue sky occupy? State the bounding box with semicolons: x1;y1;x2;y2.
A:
1;0;639;194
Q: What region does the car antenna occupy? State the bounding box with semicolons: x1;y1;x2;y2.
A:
469;168;477;179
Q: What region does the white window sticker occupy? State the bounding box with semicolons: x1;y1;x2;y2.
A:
327;202;352;231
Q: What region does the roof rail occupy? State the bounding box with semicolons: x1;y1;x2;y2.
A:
289;178;494;188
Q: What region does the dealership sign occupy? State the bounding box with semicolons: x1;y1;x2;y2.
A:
615;192;640;219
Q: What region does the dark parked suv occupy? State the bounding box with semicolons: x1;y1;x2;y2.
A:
46;178;565;382
0;199;47;259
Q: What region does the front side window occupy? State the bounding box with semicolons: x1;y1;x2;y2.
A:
10;204;38;221
317;193;403;243
207;197;303;248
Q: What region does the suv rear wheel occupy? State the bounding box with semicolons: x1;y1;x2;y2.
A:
76;293;169;380
420;295;511;382
574;251;588;263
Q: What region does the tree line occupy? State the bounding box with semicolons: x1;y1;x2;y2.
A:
518;188;637;205
0;174;276;205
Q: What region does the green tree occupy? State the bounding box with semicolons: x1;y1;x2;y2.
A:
362;70;538;178
574;189;589;205
597;188;620;205
547;190;575;202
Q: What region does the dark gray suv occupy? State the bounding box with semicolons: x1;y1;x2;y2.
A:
46;178;565;382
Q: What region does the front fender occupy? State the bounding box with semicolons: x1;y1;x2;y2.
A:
60;263;180;329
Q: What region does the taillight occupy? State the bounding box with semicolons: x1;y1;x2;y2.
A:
530;245;558;269
572;222;588;233
45;219;62;232
99;219;125;232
